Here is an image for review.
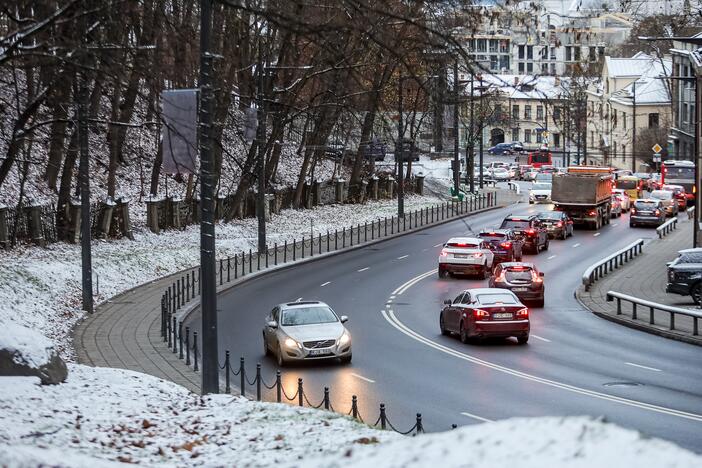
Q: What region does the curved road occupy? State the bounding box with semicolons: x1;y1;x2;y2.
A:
186;184;702;451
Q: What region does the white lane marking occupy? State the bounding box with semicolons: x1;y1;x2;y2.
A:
395;270;435;295
433;243;443;248
422;249;428;252
381;308;702;422
594;233;601;237
572;243;581;248
320;281;331;287
625;362;662;372
390;295;396;299
358;267;370;272
547;255;556;260
397;255;409;260
350;373;376;383
461;412;494;423
612;223;619;227
531;334;551;342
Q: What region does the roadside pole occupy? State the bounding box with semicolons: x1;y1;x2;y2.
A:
453;60;460;197
78;58;93;314
397;77;404;218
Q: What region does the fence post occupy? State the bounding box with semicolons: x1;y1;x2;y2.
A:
324;387;330;410
185;327;190;365
352;395;358;419
274;243;278;265
380;403;386;429
186;274;190;300
391;217;394;234
298;378;304;407
335;230;338;250
193;332;198;372
343;228;346;248
327;230;330;251
616;298;621;315
167;312;172;347
319;233;322;254
256;363;262;401
670;311;675;330
293;240;297;261
219;260;223;285
284;240;288;263
384;217;388;236
172;316;177;353
649;307;655;325
225;351;230;393
178;321;183;359
198;268;201;295
258;250;261;269
161;297;166;338
632;303;638;320
276;370;282;402
416;413;424;434
227;257;231;282
364;222;368;242
249;249;253;273
240;357;246;397
357;223;361;244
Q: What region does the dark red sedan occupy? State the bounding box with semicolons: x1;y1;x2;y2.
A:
439;288;530;344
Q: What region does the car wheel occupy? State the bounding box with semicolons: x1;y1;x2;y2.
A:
459;322;470;344
517;335;529;345
534;297;545;308
691;283;702;305
629;222;636;228
276;346;286;368
529;200;534;204
263;334;271;356
438;267;447;279
543;239;549;251
340;354;352;364
440;314;450;336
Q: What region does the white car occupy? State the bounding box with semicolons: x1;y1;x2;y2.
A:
611;189;631;211
524;168;539;181
489;167;510;181
438;237;495;279
487;161;509;170
529;182;552;204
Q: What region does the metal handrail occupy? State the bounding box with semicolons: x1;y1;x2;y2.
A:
606;291;701;335
687;206;695;220
507;181;521;194
582;239;645;291
656;217;678;239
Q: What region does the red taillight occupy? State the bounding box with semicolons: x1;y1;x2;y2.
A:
511;266;527;271
526;229;536;235
473;309;490;319
631;207;636;214
516;307;529;318
440;249;448;256
500;241;512;248
556;221;564;227
655;209;661;216
472;252;483;258
531;271;543;283
588;210;597;216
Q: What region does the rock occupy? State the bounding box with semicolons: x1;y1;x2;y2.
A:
0;322;68;384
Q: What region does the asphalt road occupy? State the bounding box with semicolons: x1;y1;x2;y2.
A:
186;184;702;452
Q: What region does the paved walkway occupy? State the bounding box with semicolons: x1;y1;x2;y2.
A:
74;188;522;394
578;215;702;345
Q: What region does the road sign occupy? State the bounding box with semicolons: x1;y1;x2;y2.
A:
652;143;662;153
653;153;661;162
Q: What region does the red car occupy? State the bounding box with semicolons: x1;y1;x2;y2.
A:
439;288;530;344
661;184;688;210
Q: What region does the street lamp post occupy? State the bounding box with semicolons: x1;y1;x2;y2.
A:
398;76;405;218
257;39;267;253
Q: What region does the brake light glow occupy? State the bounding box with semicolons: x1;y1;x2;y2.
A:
516;308;529;318
511;266;527;271
630;207;636;214
472;252;483;258
588;210;597;216
556;221;564;227
526;229;536;235
500;241;512;248
531;271;543;283
473;309;489;319
655;209;661;216
456;243;468;247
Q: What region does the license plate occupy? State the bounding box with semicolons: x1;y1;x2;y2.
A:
493;313;513;319
512;287;528;292
638;211;651;215
309;348;331;356
453;253;468;258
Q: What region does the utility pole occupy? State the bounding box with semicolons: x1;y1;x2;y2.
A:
695;76;700;247
397;76;404;218
469;69;475;193
78;54;93;314
631;80;637;172
199;0;219;395
478;75;484;189
453;60;460;197
257;38;267;252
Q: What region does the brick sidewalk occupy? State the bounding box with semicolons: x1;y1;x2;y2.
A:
74;189;522;394
578;216;702;345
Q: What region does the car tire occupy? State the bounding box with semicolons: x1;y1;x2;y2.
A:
517;335;529;345
459;323;470;344
534;297;545;308
440;314;450;336
276;346;286;368
438;267;447;279
263;334;271;356
340;354;352;364
691;283;702;305
629;222;636;228
529;200;534;204
543;239;549;251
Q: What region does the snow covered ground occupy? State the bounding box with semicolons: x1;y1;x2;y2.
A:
1;366;699;467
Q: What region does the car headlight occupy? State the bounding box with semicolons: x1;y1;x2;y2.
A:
338;331;351;346
284;337;301;349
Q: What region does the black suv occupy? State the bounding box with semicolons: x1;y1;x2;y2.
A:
478;229;524;264
666;248;702;304
489;262;545;307
499;215;549;254
536;211;574;240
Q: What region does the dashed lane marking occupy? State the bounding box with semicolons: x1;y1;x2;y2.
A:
594;233;601;237
433;243;443;248
350;373;376;383
625;362;662;372
531;334;551;342
461;412;494;423
547;255;556;260
397;255;409;260
572;243;581;248
320;281;331;287
358;267;370;272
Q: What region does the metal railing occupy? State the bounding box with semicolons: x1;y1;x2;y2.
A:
606;291;701;336
656;217;678;239
687;206;695;220
582;239;645;291
507;181;521;194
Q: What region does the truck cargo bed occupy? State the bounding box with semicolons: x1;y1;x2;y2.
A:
552;173;612;206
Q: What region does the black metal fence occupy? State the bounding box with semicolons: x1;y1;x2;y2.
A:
159;193;497;432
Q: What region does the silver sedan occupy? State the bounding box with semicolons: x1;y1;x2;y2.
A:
263;301;352;366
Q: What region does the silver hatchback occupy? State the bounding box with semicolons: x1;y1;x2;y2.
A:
263;301;352;366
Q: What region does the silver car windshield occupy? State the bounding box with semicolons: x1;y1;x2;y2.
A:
281;306;338;326
532;183;552;190
476;293;518;305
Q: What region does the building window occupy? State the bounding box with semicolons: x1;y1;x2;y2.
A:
512;104;519;120
489;39;498;53
512;128;519;141
648;114;658;128
527;45;533;60
518;62;525;73
589;47;596;62
553;133;560;147
550;48;556;60
541;63;548;74
565;46;572;62
477;39;486;52
553;107;561;121
524;129;532;143
490;55;498;71
536;129;543;143
623;112;626;130
550;63;556;75
574;47;581;61
500;40;509;53
536;105;544;120
527;62;533;73
518;45;525;59
525;105;532;119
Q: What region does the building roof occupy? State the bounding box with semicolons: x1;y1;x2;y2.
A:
468;74;571;101
609;55;671;105
604;52;658;78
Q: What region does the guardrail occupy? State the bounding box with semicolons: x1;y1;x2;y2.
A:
656;217;678;239
507;181;521;194
582;239;645;291
687;206;695;220
606;291;701;336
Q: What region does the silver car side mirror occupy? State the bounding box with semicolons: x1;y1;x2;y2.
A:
267;320;278;328
443;299;452;305
340;315;349;323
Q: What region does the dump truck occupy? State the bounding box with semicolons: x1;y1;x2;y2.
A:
551;166;613;229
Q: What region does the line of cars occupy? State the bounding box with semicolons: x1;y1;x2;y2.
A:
437;211;574;345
